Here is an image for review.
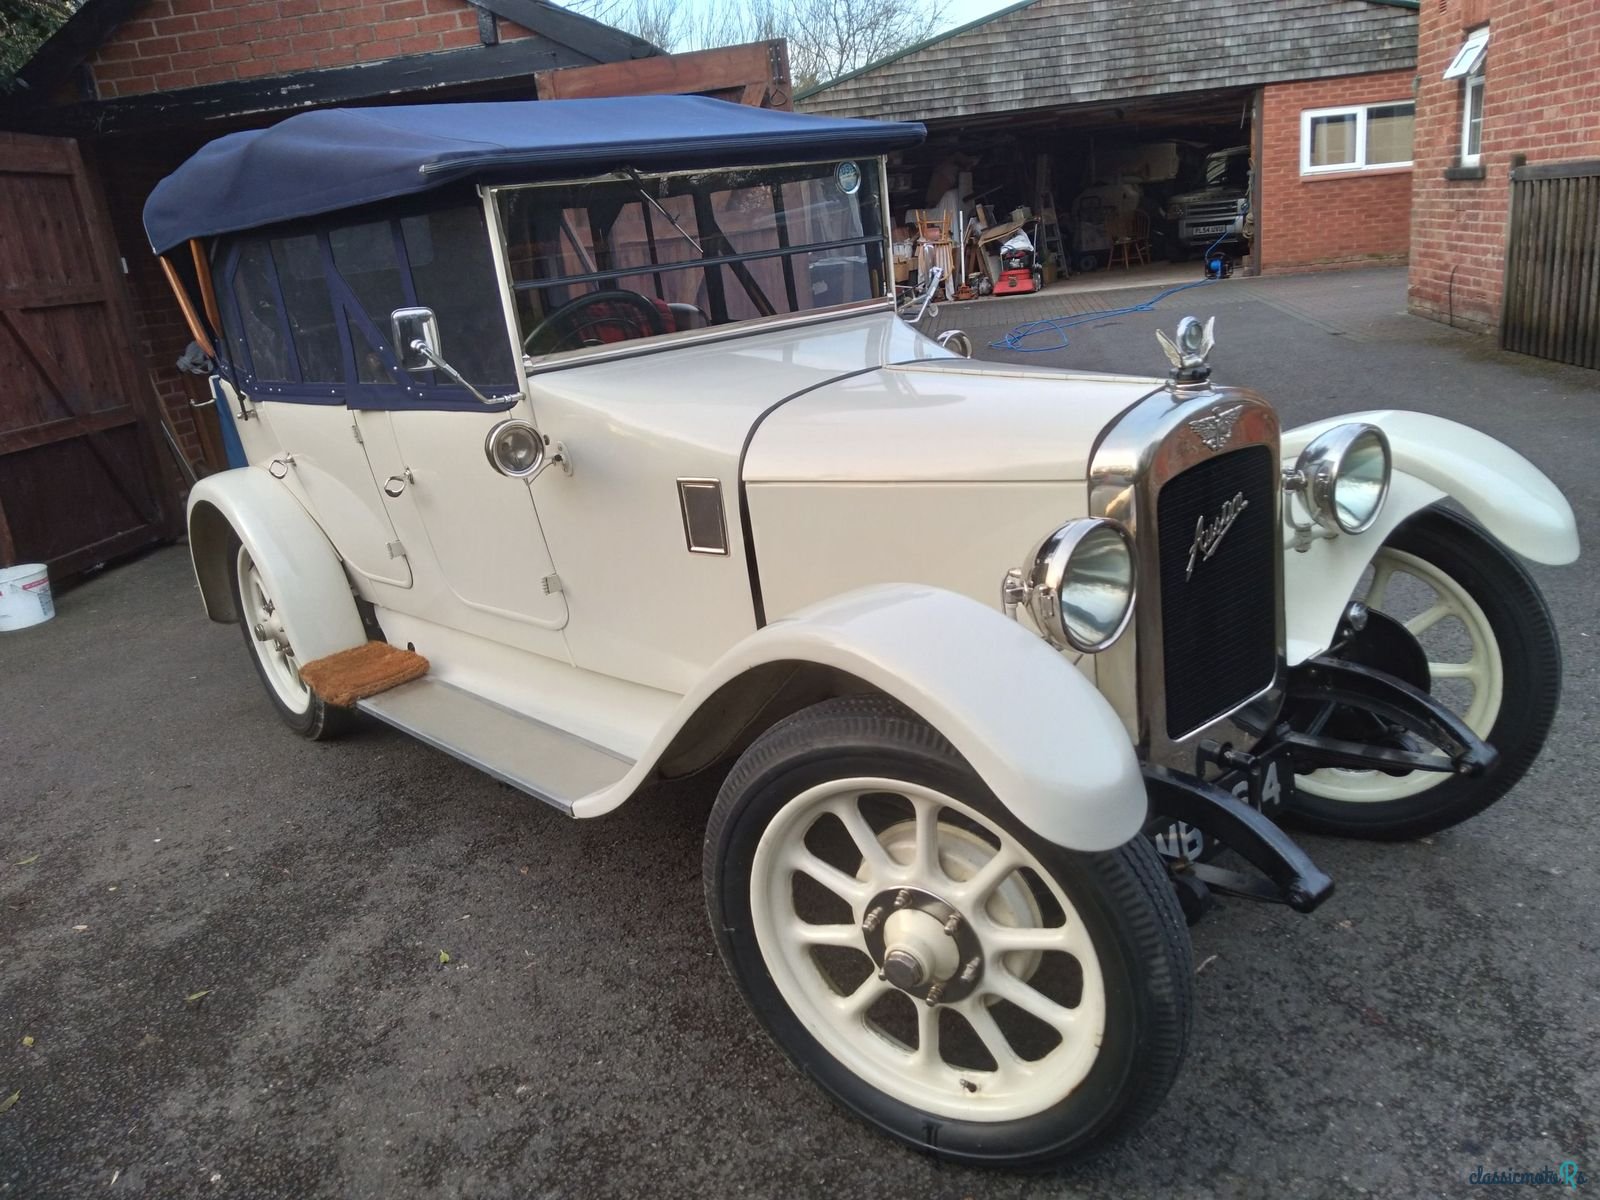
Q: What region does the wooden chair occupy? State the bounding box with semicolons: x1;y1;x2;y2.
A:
1107;210;1152;270
912;208;957;300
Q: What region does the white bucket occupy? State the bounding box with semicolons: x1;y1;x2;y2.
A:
0;563;54;632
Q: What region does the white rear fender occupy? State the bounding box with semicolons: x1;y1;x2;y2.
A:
1281;410;1579;664
581;583;1147;853
187;468;367;662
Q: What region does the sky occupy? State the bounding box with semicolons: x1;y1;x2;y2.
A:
940;0;1024;30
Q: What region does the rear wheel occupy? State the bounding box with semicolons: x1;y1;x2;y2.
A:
704;696;1192;1168
1286;506;1560;839
227;535;351;740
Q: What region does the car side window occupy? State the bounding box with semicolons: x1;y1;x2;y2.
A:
401;209;515;388
216;199;517;405
329;221;408;385
270;234;342;383
231;239;292;382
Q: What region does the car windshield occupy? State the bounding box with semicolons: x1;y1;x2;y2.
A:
496;160;888;360
1204;151;1250;190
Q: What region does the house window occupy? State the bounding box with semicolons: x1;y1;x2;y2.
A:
1301;103;1416;174
1461;74;1486;166
1444;24;1490;168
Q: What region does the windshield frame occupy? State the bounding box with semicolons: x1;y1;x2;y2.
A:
481;156;894;378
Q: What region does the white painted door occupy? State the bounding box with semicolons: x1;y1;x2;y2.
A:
354;405;568;630
255;400;412;588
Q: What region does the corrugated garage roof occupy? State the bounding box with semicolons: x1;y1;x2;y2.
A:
797;0;1417;122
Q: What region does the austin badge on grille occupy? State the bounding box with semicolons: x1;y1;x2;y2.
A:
1186;490;1249;580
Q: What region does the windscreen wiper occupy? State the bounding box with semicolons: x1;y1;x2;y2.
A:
624;169;703;255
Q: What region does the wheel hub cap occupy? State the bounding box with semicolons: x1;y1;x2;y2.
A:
862;886;983;1005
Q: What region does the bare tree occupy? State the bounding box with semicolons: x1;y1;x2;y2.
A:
2;0;81;87
567;0;947;91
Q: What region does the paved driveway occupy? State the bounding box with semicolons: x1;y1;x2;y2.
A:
2;268;1596;1198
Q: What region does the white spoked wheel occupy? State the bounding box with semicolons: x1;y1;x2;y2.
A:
1297;545;1504;804
706;697;1193;1167
1285;506;1560;841
750;779;1104;1123
236;545;312;716
225;532;349;740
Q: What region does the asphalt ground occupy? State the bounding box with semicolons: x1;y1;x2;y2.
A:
2;267;1597;1199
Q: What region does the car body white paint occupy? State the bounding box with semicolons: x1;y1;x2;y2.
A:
1280;409;1579;664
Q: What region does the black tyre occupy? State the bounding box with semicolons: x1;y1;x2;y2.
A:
704;696;1192;1168
226;533;351;741
1286;505;1561;839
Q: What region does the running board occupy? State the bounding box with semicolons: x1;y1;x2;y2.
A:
356;678;634;813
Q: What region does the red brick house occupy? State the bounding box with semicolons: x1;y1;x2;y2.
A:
1408;0;1600;363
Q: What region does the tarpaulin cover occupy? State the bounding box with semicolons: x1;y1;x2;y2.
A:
143;96;925;253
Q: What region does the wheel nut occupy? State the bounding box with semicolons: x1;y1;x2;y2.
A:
960;958;981;983
942;913;962;936
924;983;944;1007
253;623;267;641
883;949;924;990
862;906;884;932
894;888;911;909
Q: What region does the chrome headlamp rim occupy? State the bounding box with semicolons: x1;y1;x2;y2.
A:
1295;422;1392;535
484;417;546;479
1024;517;1138;654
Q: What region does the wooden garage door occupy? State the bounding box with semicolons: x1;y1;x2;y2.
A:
1501;160;1600;371
0;131;176;578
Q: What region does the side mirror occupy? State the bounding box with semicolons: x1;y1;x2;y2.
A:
391;307;441;373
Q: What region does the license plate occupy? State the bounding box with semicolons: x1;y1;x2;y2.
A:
1219;747;1293;813
1191;224;1230;236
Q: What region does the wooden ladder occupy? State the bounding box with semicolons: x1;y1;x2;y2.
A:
1034;154;1068;275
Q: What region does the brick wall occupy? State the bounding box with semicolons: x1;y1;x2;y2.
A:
1257;70;1416;274
1409;0;1600;332
85;0;534;98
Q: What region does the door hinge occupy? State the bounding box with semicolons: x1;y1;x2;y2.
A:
351;419;363;444
541;573;562;595
386;540;407;560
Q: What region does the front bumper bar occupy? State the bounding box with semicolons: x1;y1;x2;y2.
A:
1144;654;1498;916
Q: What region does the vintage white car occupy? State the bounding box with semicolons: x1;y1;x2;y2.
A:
149;97;1578;1168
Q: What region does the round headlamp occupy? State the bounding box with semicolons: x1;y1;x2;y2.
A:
485;419;546;479
1023;518;1137;653
1294;423;1391;534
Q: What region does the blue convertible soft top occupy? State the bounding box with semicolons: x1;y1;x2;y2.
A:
143;96;925;254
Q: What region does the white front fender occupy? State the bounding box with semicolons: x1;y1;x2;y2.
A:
576;584;1146;853
187;468;366;663
1281;410;1579;664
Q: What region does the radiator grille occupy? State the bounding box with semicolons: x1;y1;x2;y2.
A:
1156;445;1278;738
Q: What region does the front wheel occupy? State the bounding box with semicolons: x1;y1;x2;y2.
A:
1286;506;1561;839
704;697;1192;1168
227;535;351;741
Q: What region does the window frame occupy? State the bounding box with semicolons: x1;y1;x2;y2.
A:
1460;73;1486;167
487;156;896;375
1299;101;1416;176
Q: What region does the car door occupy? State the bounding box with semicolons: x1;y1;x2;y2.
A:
217;235;412;590
322;208;568;632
